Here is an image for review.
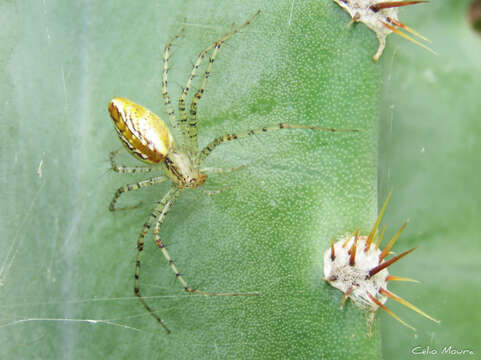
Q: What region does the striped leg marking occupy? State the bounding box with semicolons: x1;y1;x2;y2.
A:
110;149;154;174
201;165;245;174
153;204;258;297
134;187;181;334
162;24;186;131
200;185;230;196
109;176;167;212
197;122;359;164
199;165;243;196
179;10;261;155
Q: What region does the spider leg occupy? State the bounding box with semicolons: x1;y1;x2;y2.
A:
196;122;358;164
134;186;182;334
201;165;245;174
162;23;186;130
153;205;258;297
109;176;168;211
110;149;154;174
178;10;261;155
200;185;230;196
197;166;245;196
177;45;216;146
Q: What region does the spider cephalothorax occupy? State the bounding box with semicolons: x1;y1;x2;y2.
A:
162;151;208;188
109;11;358;333
333;0;436;61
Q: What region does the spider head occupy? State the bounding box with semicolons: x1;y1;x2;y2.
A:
162;151;208;189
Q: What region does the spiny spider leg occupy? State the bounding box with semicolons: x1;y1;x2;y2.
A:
201;165;245;174
153;204;256;296
134;187;182;334
200;185;230;196
186;42;222;155
198;166;246;196
177;41;218;148
162;24;186;131
109;176;168;211
178;10;261;155
110;150;154;174
196;122;358;164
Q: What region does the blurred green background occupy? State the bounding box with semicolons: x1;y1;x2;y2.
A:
0;0;479;359
379;0;481;358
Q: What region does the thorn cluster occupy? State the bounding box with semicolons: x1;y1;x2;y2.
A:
333;0;437;61
323;192;440;331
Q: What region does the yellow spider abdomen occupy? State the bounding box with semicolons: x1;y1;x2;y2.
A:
108;97;175;164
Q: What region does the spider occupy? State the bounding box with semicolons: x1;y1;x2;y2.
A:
108;10;358;333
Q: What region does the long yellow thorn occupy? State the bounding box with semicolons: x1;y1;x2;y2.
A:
386;275;420;283
368;293;416;331
376;225;387;249
379;289;440;323
380;221;409;261
343;230;357;248
367;192;392;247
382;21;438;56
390;18;431;42
366;228;377;252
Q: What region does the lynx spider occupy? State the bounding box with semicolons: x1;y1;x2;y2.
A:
108;10;357;333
